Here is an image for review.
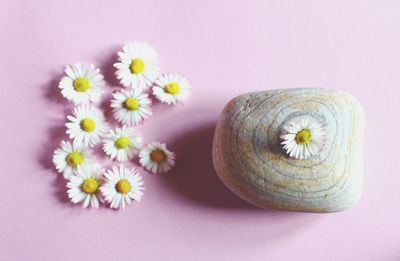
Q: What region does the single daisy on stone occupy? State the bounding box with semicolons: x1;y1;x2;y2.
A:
66;105;108;147
114;42;160;91
103;126;143;162
66;163;104;208
59;63;105;104
53;140;94;179
139;142;175;174
101;165;144;210
111;89;152;125
280;117;326;160
153;73;191;105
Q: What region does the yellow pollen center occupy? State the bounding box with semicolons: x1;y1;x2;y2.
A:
81;178;99;194
116;179;131;194
295;128;312;145
80;118;96;132
115;137;130;149
66;151;84;167
165;82;180;94
150;149;167;163
129;58;145;74
124;97;140;111
73;77;91;92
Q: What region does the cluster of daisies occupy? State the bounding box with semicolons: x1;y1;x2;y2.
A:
52;42;190;210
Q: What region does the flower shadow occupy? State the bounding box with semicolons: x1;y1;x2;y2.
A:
97;46;121;87
37;120;73;204
39;70;76;205
51;172;71;204
98;91;118;126
38;124;66;171
42;69;71;106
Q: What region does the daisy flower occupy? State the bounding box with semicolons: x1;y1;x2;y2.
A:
280;117;326;159
66;105;108;147
103;126;143;162
67;163;104;208
111;89;152;125
52;140;94;179
153;73;191;105
139;142;175;174
59;63;105;104
101;165;144;210
114;42;160;91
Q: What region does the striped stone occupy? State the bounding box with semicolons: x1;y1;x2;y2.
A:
212;88;365;212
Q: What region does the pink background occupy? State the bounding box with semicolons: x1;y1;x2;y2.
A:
1;0;399;260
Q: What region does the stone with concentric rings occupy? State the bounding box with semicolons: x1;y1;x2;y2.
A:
212;88;365;212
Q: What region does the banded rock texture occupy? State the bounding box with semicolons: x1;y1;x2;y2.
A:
212;88;365;212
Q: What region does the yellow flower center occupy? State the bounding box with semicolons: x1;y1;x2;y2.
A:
115;137;130;149
80;118;96;132
73;77;91;92
165;82;180;94
150;149;167;163
66;151;84;167
116;179;131;194
295;128;312;145
129;58;145;74
124;97;139;111
81;178;99;194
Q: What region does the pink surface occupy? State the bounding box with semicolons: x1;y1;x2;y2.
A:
1;1;399;260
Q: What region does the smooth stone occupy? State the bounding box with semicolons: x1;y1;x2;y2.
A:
212;88;365;212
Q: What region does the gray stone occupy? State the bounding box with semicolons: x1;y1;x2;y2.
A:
212;88;365;212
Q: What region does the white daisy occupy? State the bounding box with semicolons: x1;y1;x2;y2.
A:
101;165;144;210
153;73;191;105
59;63;105;104
52;140;94;179
111;89;152;125
66;105;108;147
67;163;104;208
280;117;326;159
139;142;175;174
114;42;160;91
103;126;143;162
